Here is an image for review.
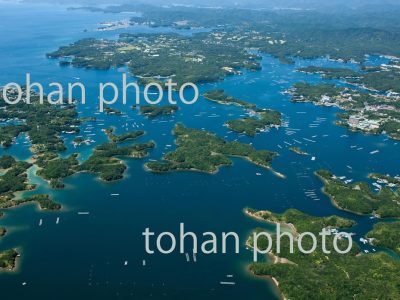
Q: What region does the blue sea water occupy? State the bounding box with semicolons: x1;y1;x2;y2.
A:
0;3;399;300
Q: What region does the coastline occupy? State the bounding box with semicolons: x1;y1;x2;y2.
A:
314;172;381;217
244;208;298;237
245;266;288;300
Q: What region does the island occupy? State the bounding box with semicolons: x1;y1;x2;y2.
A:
47;33;261;85
203;90;256;109
245;208;400;300
226;109;282;137
0;249;19;271
145;123;283;176
203;90;282;137
0;212;5;237
103;106;123;116
104;128;145;143
316;169;400;218
289;147;309;156
366;221;400;255
139;105;178;118
78;140;155;181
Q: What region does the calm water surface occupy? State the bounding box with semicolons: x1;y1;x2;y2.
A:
0;3;399;299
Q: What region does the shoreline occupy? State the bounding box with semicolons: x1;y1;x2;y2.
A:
245;266;287;300
244;208;298;237
314;172;383;218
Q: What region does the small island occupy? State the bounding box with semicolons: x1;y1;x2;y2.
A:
103;106;123;115
203;90;256;109
289;147;309;156
0;212;5;237
139;105;178;118
203;90;282;137
246;208;400;300
226;109;282;137
104;128;145;143
0;249;19;271
145;123;282;176
316;169;400;218
78;141;155;181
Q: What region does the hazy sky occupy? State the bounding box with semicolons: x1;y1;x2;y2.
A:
19;0;400;10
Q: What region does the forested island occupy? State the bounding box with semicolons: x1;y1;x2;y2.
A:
226;109;282;137
203;90;256;109
289;147;309;156
104;128;145;143
203;90;282;137
78;140;155;181
0;212;5;237
139;105;178;118
145;123;281;175
103;106;123;116
316;169;400;218
0;249;19;271
245;208;400;300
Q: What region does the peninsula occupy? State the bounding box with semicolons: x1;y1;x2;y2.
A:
367;221;400;255
316;169;400;218
246;208;400;300
288;82;400;140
